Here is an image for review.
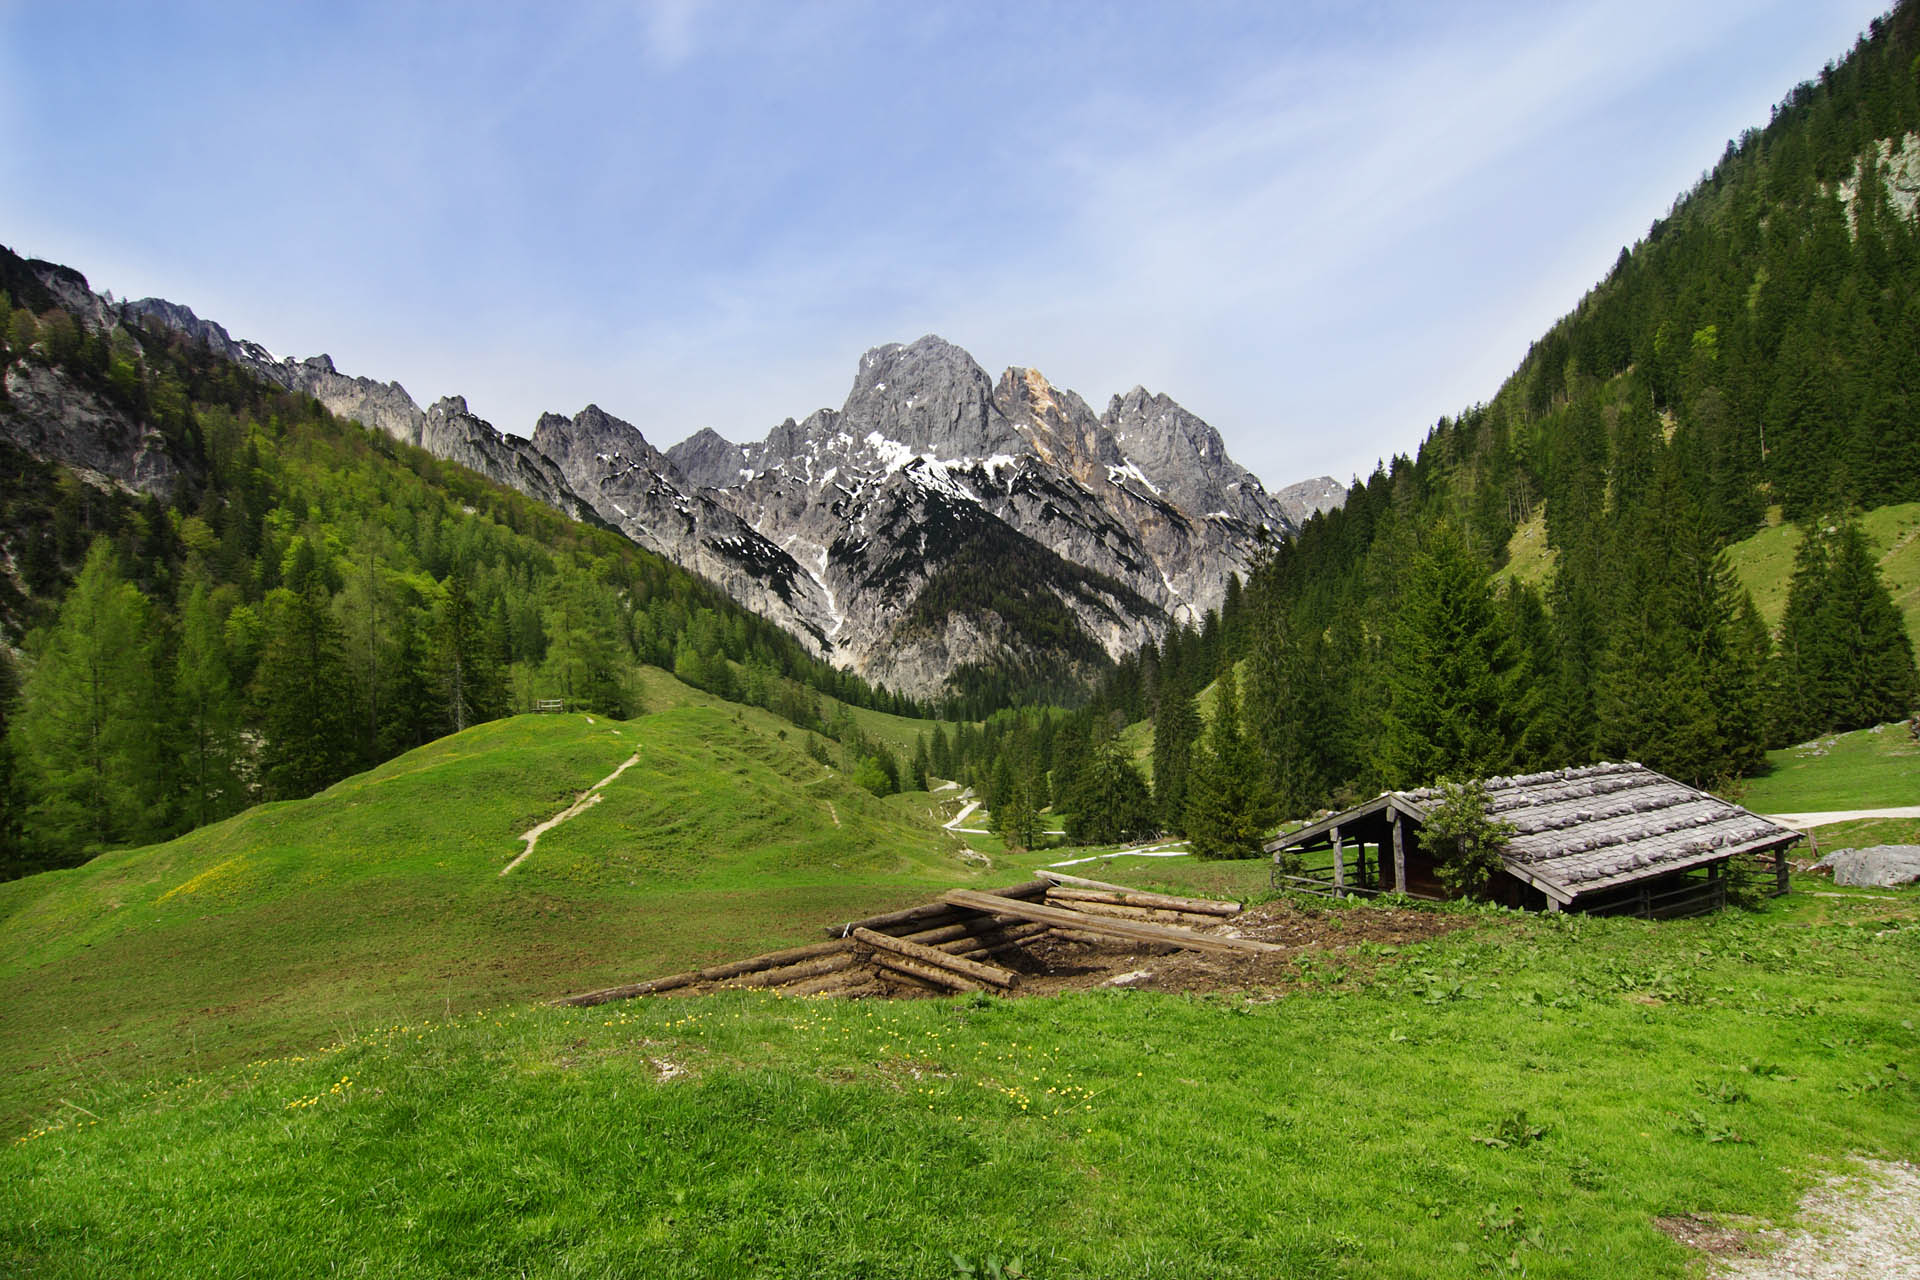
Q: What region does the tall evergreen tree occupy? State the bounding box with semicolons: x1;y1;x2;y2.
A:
437;572;506;732
1151;678;1201;833
255;582;358;800
1774;518;1918;739
1061;739;1155;847
173;580;245;828
1375;527;1524;789
11;538;167;855
1183;663;1270;859
1821;520;1920;727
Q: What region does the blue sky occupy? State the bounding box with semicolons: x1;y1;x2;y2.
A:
0;1;1890;488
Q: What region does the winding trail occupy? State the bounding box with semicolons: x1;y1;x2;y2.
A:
1049;842;1191;868
502;754;641;877
943;796;982;832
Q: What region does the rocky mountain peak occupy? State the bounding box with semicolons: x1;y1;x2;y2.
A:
836;334;1010;458
666;426;752;490
994;365;1110;478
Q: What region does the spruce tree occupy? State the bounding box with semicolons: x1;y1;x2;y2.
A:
1151;678;1200;833
256;582;358;800
1061;739;1154;846
11;538;167;856
439;572;507;730
1375;527;1521;789
1183;664;1270;859
1775;519;1919;739
174;580;245;827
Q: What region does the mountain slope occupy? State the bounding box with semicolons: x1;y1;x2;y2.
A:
1093;3;1920;815
108;284;1326;698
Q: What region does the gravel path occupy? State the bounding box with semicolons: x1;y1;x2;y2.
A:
1765;807;1920;828
1712;1160;1920;1279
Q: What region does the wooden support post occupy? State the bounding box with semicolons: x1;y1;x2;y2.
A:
1774;846;1790;897
1391;810;1406;895
1331;826;1344;895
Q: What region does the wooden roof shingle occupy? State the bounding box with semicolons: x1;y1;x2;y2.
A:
1272;762;1801;905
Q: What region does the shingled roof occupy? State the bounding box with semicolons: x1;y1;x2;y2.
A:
1269;762;1802;907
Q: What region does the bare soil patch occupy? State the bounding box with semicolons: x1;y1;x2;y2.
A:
915;899;1473;999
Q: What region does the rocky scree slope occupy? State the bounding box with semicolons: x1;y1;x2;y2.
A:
84;276;1336;696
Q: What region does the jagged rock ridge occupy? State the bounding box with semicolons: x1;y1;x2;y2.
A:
57;270;1338;698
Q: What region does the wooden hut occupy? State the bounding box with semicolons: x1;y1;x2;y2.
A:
1264;762;1800;918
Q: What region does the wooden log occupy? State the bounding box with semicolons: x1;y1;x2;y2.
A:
554;970;700;1007
871;953;983;993
1332;826;1345;893
1044;887;1240;916
1037;870;1150;894
698;938;852;981
822;879;1049;938
724;951;855;989
852;927;1020;989
941;889;1281;955
824;901;963;938
1043;896;1226;926
943;921;1049;957
897;914;1026;948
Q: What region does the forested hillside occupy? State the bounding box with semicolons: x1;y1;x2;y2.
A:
1064;5;1920;840
0;256;925;878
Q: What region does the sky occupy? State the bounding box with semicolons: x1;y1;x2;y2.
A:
0;0;1892;489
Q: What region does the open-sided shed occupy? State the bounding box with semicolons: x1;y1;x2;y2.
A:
1265;762;1800;917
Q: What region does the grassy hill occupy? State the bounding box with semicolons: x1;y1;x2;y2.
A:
0;676;981;1132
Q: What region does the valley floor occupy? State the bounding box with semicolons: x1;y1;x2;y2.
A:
5;882;1916;1279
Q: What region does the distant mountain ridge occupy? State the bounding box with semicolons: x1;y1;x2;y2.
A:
80;291;1344;697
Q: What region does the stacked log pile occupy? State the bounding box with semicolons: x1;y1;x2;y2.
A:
554;872;1274;1007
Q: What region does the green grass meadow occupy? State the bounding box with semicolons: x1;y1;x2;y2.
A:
3;666;1918;1276
1731;719;1920;813
4;889;1916;1278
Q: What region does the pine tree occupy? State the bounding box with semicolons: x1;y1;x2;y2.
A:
255;582;358;800
1183;664;1270;859
1061;735;1154;847
438;572;506;731
1375;527;1522;789
0;650;26;878
174;580;245;827
1151;678;1200;833
11;538;167;856
909;735;931;792
1775;518;1919;739
987;750;1042;851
